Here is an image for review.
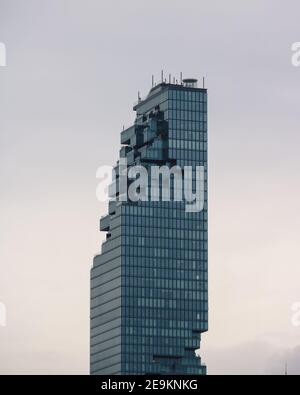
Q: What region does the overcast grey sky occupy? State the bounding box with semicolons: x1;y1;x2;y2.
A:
0;0;300;374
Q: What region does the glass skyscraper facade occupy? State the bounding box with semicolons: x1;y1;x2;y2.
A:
91;78;208;375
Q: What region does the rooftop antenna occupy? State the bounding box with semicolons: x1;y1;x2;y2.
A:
169;74;171;84
173;77;175;84
161;70;164;83
203;77;205;89
180;72;183;84
138;91;141;102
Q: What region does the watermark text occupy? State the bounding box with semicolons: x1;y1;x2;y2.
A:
96;160;206;213
0;42;6;67
0;302;6;327
291;302;300;327
291;42;300;67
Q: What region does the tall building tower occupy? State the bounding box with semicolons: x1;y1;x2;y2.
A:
91;77;208;375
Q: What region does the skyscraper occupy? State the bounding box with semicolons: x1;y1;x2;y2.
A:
91;77;208;375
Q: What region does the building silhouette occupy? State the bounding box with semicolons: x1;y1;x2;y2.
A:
91;76;208;375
